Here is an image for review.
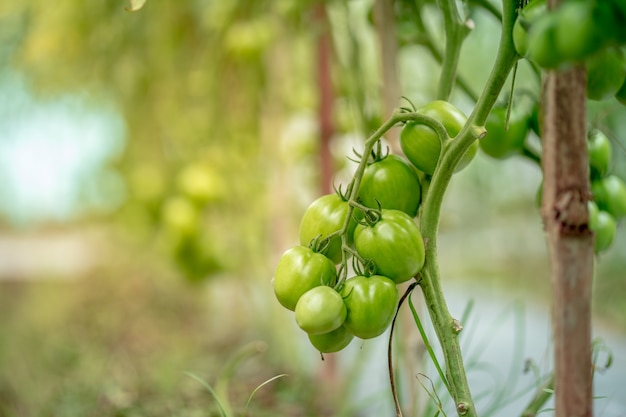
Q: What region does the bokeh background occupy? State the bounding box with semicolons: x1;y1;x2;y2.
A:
0;1;625;416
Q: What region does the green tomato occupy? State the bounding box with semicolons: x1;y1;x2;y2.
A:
480;106;530;159
358;154;422;217
340;275;398;339
308;326;354;353
299;193;357;264
400;100;477;175
586;47;626;101
526;13;563;69
162;195;199;236
592;209;616;253
588;200;599;231
553;0;606;63
295;286;346;335
513;0;547;58
273;246;337;311
587;130;612;179
591;175;626;220
354;209;425;283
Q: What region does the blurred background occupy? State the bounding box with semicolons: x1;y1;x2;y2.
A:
0;1;625;416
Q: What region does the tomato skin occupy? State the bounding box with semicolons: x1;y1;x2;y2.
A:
340;275;398;339
586;47;626;102
299;193;357;264
358;154;422;217
295;286;346;335
480;106;530;159
553;0;605;63
592;209;616;253
591;175;626;220
400;101;477;175
526;13;563;69
308;326;354;353
513;0;546;58
587;130;612;179
354;209;425;283
273;246;337;311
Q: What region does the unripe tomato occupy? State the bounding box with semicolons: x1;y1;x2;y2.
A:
295;286;346;335
162;195;199;236
588;200;599;231
299;193;357;264
513;0;546;57
587;130;612;179
354;209;425;283
358;154;422;217
586;47;626;101
308;326;354;353
480;106;530;159
526;13;563;69
592;208;617;253
553;0;605;63
273;246;337;311
340;275;398;339
591;175;626;220
400;101;477;175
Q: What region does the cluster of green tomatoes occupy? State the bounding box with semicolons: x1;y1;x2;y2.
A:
273;101;478;354
514;0;626;102
586;130;626;252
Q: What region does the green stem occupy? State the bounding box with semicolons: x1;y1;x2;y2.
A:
437;0;470;100
413;0;479;102
417;0;519;415
334;112;448;289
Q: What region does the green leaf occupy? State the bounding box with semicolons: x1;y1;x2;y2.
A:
184;372;228;417
241;374;288;417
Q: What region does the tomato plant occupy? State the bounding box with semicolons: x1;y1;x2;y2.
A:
400;100;478;175
299;193;356;264
358;153;422;217
273;246;337;311
353;209;425;283
340;275;398;339
295;286;347;335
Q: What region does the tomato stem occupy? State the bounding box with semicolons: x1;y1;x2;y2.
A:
415;0;520;415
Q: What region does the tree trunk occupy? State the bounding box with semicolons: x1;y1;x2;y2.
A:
541;63;594;417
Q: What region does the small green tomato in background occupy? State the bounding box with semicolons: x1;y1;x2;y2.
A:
340;275;398;339
358;154;422;217
162;195;199;235
526;13;563;69
587;130;612;179
591;208;617;253
273;246;336;311
299;193;357;264
480;106;530;159
591;175;626;221
354;209;425;283
400;100;477;175
295;286;346;335
308;326;354;353
512;0;546;58
586;47;626;102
